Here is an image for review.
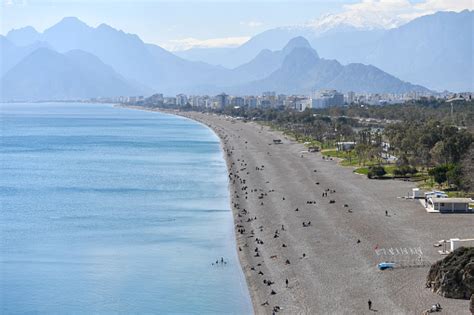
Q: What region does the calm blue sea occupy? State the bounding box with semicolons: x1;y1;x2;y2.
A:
0;102;252;314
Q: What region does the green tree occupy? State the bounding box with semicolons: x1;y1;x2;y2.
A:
460;144;474;192
430;141;448;165
428;165;449;185
446;164;462;188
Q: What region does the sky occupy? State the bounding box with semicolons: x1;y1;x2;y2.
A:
1;0;472;50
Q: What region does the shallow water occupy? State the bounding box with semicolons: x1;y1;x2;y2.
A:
0;103;252;314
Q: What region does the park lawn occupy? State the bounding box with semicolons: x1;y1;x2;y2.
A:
322;149;356;161
323;149;382;167
322;149;405;177
354;165;397;176
354;167;369;175
384;165;397;175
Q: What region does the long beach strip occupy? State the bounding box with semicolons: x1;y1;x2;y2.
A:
126;107;472;314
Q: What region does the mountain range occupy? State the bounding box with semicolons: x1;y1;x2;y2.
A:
1;11;471;101
177;10;473;92
220;37;427;95
1;48;143;101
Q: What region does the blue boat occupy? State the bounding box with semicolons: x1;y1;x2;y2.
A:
377;262;396;270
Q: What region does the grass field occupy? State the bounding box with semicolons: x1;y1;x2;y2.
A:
321;149;388;167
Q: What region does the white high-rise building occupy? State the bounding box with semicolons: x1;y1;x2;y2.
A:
312;89;344;108
346;91;355;104
176;94;188;106
215;93;229;109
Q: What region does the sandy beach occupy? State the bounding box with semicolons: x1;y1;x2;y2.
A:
127;107;473;314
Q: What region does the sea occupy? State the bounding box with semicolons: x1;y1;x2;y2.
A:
0;102;252;314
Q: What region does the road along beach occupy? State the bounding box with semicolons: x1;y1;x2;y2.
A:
128;107;473;314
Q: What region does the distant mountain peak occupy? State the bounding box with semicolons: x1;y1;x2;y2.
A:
7;25;38;35
97;23;115;31
45;16;91;33
283;36;311;49
282;37;319;58
6;26;41;46
58;16;88;25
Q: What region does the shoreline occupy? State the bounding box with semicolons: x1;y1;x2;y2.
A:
121;105;472;314
118;105;259;311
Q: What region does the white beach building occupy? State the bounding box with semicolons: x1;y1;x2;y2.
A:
336;141;356;151
426;197;472;213
424;190;448;199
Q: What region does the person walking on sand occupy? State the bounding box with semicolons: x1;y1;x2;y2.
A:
368;299;372;310
285;278;289;288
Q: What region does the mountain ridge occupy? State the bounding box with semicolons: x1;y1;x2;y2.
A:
175;10;473;91
1;17;436;100
1;47;145;101
224;43;429;95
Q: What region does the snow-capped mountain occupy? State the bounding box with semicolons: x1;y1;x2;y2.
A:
176;10;473;91
303;11;403;33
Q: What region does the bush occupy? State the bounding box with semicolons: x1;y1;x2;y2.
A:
367;165;386;178
394;165;418;176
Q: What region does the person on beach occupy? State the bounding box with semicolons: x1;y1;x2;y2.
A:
285;278;289;288
368;300;372;310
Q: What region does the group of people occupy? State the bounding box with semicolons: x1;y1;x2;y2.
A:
211;257;227;266
222;125;352;314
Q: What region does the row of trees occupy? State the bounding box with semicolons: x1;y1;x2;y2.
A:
382;120;472;190
212;107;360;144
384;121;472;167
313;99;474;127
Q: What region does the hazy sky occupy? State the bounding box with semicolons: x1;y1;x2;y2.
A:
1;0;472;50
